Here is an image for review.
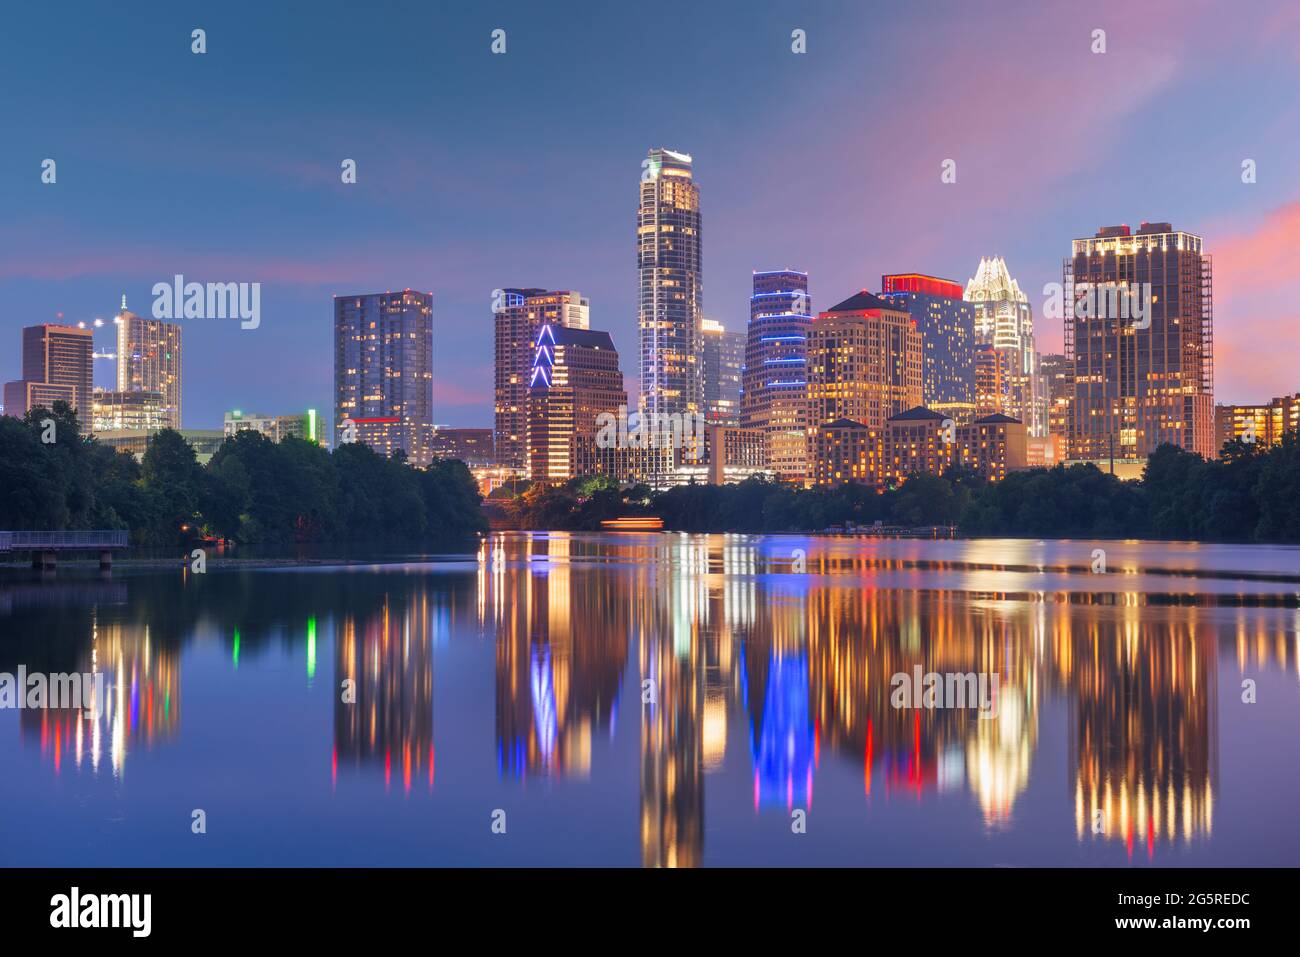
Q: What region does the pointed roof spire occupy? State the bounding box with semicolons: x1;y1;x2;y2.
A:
120;294;127;312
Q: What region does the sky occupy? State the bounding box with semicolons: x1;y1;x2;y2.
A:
2;0;1298;431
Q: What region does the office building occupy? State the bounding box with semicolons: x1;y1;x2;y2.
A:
807;291;923;432
965;257;1047;437
527;324;627;484
880;274;975;423
810;406;1027;487
333;290;434;465
638;147;702;420
494;288;589;471
115;296;182;429
1215;394;1300;450
741;270;813;481
430;426;496;466
3;324;94;433
1065;222;1214;461
93;389;166;433
701;318;743;424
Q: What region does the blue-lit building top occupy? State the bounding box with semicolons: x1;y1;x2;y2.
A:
741;270;812;480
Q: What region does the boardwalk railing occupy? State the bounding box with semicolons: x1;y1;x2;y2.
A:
0;530;130;552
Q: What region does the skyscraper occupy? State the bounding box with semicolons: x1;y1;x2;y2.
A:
964;257;1047;437
333;290;434;465
638;147;702;420
527;324;627;483
880;274;975;423
1065;222;1214;461
741;270;812;481
2;324;94;433
493;289;590;471
700;318;743;425
115;296;182;429
807;291;922;431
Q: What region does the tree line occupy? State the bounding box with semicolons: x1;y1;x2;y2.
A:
503;435;1300;543
0;402;487;547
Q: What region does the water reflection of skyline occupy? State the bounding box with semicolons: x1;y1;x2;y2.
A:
2;533;1295;866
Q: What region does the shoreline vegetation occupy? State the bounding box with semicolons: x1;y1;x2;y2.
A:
497;433;1300;544
0;403;487;548
4;402;1298;550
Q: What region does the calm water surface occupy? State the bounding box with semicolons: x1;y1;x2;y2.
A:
2;533;1298;867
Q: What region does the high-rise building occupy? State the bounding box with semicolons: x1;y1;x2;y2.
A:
974;344;1014;419
527;324;627;484
333;290;434;465
115;296;182;429
1039;353;1073;441
493;288;589;471
807;291;922;432
638;147;702;420
880;274;975;423
741;270;812;481
1065;222;1214;461
700;318;743;425
2;324;94;433
964;257;1047;437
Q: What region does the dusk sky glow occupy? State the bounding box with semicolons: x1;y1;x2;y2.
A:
3;0;1298;430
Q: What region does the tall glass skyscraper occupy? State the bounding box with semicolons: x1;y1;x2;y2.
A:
964;257;1047;437
880;274;975;424
333;290;434;465
701;318;743;425
638;148;702;419
115;296;182;429
741;270;812;481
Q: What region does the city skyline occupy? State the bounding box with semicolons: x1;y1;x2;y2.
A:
4;0;1299;433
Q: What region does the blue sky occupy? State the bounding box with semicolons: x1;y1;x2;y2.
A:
3;0;1298;429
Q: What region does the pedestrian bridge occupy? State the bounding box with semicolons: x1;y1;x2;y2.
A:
0;531;130;569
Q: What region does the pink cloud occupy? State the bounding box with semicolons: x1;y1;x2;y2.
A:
1209;201;1300;404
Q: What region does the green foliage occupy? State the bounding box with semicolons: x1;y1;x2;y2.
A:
0;408;488;546
504;436;1300;543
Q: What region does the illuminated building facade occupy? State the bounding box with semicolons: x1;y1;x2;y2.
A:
881;274;975;423
964;257;1047;437
811;406;1027;486
527;324;627;484
93;389;166;433
1214;393;1300;451
223;409;322;444
333;290;434;465
115;297;182;429
700;318;743;424
807;291;922;432
1066;222;1214;461
741;270;812;482
638;148;702;421
494;289;590;471
430;426;495;466
3;324;94;434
